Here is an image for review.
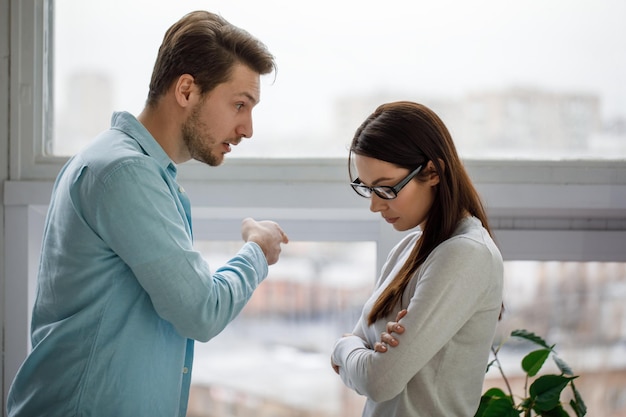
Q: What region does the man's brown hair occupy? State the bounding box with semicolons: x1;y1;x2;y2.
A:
146;10;276;107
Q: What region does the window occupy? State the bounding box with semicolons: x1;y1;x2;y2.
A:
189;256;626;417
4;0;626;416
186;250;626;416
487;261;626;417
48;0;626;160
190;241;375;417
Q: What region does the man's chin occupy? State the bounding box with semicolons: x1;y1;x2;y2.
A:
194;154;224;167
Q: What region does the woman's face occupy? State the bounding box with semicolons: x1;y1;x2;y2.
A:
353;155;439;232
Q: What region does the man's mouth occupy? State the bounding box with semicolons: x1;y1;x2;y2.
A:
222;137;242;154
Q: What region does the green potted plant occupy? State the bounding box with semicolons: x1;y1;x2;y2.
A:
475;329;587;417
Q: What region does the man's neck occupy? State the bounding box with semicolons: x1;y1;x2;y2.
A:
137;105;189;164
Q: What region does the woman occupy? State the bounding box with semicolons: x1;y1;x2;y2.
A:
331;101;503;416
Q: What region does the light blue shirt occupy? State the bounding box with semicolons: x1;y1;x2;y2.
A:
7;111;268;417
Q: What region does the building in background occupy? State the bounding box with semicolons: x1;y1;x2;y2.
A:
186;242;626;417
333;87;610;159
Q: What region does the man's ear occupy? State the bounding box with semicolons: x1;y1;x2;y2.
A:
174;74;196;108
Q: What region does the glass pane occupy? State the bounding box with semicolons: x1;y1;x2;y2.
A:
187;246;626;417
51;0;626;159
190;241;375;416
486;261;626;417
11;196;624;415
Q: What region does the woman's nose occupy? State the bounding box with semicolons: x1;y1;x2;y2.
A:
369;194;386;213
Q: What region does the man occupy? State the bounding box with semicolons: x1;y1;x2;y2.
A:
7;10;288;417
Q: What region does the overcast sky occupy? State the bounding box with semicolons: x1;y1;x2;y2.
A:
54;0;626;155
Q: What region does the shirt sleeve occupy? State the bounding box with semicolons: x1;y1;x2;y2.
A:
79;156;268;342
331;235;498;402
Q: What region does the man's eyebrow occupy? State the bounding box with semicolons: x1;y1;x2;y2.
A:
240;92;259;105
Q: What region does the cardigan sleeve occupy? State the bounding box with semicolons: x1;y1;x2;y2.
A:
332;234;500;402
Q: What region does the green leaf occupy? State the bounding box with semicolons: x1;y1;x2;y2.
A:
474;395;492;417
483;387;509;398
511;329;553;350
481;329;587;417
520;397;533;410
570;382;587;416
530;375;575;411
570;399;586;417
536;404;569;416
553;355;574;376
522;349;551;377
474;391;515;417
482;398;519;417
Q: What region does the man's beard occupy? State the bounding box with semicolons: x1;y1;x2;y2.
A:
181;105;222;167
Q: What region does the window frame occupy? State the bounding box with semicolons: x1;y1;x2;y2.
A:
4;0;626;411
6;0;626;280
11;0;626;187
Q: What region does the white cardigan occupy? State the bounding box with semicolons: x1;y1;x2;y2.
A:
332;217;503;417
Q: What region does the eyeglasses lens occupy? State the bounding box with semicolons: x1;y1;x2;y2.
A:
375;188;396;199
351;183;398;200
351;184;372;198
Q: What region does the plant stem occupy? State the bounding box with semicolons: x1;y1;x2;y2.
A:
491;345;514;398
524;374;529;398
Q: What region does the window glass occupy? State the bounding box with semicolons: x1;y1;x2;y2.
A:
52;0;626;159
487;261;626;417
191;240;376;416
190;239;626;417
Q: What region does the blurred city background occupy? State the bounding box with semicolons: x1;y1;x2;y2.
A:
49;1;626;416
184;242;626;417
51;0;626;160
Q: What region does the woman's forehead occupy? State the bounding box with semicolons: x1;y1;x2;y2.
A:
354;155;406;183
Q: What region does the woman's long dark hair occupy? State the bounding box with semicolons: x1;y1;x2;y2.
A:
349;101;497;326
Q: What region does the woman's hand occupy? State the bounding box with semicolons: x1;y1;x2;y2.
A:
374;309;407;353
331;333;354;374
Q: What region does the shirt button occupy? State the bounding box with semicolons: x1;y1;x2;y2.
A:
183;367;189;374
178;186;185;193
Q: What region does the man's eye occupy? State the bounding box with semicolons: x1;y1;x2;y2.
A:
235;103;244;110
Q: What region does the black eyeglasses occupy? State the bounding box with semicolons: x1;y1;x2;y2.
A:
350;164;424;200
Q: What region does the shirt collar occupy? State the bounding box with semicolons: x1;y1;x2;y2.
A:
110;111;177;175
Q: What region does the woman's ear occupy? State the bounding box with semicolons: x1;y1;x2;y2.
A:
425;159;443;186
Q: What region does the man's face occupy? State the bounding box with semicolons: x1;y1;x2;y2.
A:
182;63;261;166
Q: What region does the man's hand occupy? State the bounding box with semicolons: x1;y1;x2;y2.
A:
374;309;407;353
241;218;289;265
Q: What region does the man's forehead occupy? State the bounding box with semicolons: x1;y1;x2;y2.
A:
223;65;261;102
